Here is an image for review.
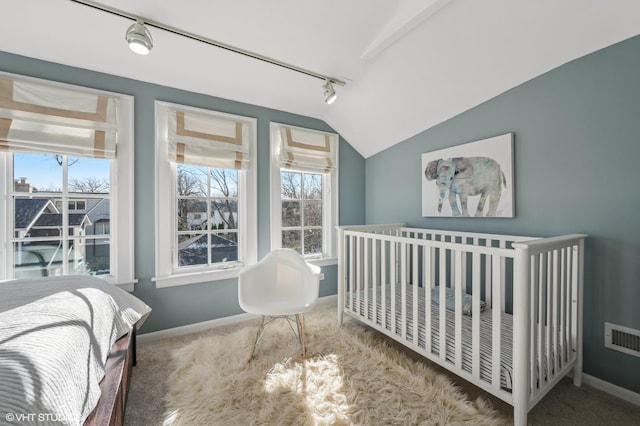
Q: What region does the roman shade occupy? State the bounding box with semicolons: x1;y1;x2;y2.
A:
166;107;250;169
279;126;336;173
0;76;118;158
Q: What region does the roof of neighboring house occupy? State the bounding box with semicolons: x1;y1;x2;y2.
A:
34;213;90;227
85;198;110;221
178;234;238;265
178;233;237;251
14;198;55;229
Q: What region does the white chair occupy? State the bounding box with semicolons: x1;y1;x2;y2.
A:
238;248;321;362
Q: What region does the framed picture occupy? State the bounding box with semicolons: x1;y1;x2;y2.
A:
421;133;514;217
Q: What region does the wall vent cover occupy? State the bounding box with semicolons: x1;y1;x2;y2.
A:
605;322;640;358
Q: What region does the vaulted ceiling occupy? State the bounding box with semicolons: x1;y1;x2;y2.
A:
2;0;640;158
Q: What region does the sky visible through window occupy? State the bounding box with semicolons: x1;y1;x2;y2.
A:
13;153;109;192
11;152;112;278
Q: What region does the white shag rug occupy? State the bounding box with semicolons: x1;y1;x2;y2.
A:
163;309;506;425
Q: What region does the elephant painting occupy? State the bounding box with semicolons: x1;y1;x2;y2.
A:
424;156;506;217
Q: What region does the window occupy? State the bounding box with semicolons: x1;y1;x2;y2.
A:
0;72;135;289
270;123;338;264
154;102;257;287
281;171;323;255
176;165;238;266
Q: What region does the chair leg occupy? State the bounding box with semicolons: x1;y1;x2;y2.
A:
299;313;307;359
248;315;266;363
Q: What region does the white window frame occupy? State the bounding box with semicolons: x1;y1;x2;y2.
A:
269;122;338;266
153;101;257;288
0;73;135;290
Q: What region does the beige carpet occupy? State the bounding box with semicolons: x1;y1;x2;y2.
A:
161;309;506;425
125;302;640;425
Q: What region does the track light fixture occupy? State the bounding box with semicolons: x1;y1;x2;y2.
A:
126;20;153;55
323;80;337;104
72;0;346;103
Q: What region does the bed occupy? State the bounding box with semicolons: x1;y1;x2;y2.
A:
337;224;586;426
0;275;151;426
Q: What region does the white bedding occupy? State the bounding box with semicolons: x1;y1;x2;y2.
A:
0;276;151;426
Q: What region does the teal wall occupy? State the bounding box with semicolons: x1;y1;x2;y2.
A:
0;51;366;334
366;36;640;393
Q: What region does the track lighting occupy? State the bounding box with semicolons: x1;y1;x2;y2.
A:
72;0;347;99
126;20;153;55
323;80;337;104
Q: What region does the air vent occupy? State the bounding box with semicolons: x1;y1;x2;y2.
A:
605;322;640;358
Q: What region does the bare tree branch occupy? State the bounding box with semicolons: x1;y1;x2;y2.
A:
68;177;110;193
210;169;237;230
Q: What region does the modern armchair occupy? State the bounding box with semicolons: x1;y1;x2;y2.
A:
238;248;321;362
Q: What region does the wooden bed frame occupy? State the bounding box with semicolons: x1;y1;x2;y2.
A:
84;328;136;426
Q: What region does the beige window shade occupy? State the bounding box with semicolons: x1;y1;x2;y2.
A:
0;77;118;158
167;109;249;169
279;126;336;173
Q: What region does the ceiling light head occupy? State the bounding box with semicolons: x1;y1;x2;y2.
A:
323;80;337;104
126;20;153;55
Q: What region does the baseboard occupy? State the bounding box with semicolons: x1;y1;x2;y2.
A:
138;294;338;343
581;373;640;407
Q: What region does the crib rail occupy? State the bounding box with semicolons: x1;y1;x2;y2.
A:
337;224;586;426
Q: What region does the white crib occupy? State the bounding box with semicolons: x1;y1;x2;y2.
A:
337;224;587;426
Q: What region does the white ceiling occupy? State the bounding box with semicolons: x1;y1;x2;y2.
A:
2;0;640;158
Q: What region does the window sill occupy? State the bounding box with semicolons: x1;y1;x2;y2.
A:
152;258;335;289
306;256;337;267
153;267;240;288
102;276;138;292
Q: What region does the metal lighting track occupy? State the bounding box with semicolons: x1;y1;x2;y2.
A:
69;0;346;86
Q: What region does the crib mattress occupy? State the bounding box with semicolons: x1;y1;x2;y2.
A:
347;285;523;391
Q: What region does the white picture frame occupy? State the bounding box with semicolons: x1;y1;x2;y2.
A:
421;133;514;217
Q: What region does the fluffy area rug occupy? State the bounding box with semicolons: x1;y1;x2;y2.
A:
162;309;506;425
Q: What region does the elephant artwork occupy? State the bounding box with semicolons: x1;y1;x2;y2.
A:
424;156;506;217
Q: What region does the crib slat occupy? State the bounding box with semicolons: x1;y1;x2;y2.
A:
553;249;564;372
424;246;432;354
454;250;463;369
560;247;567;365
439;247;447;362
349;235;355;313
568;245;575;358
364;236;370;320
372;239;378;326
401;242;407;340
390;240;396;335
538;253;546;390
448;236;455;294
491;255;502;388
567;246;574;358
461;244;467;303
552;249;560;375
413;243;419;347
530;254;539;394
358;235;363;314
485;250;493;308
431;239;437;287
381;240;387;331
500;240;507;312
472;252;481;379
